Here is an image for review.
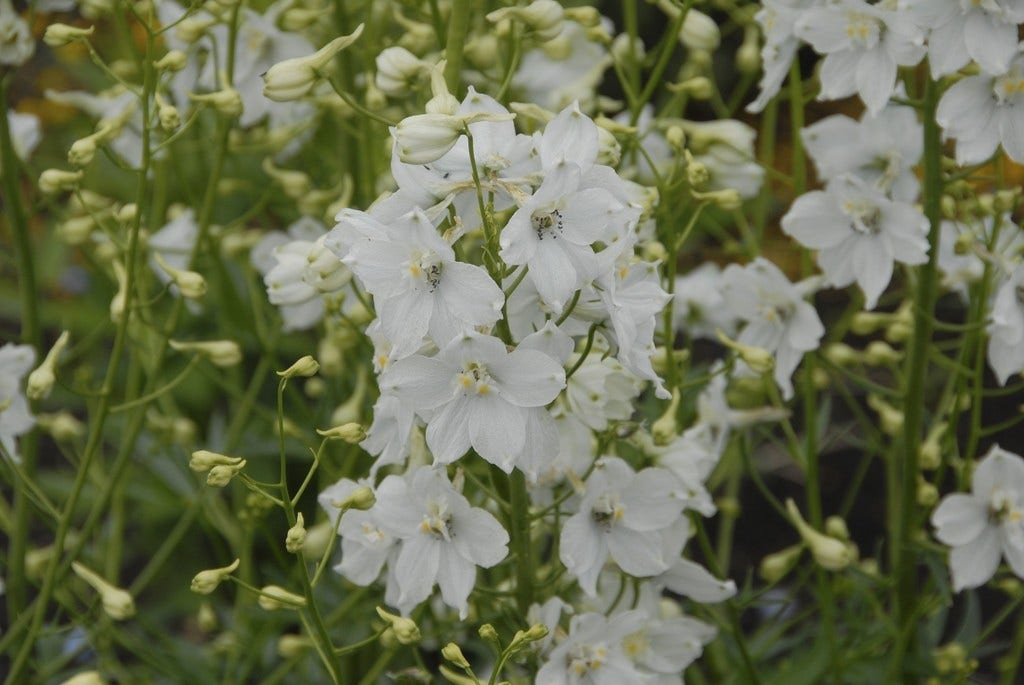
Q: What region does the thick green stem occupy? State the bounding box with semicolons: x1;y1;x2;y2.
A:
443;0;472;94
509;469;534;615
893;76;944;685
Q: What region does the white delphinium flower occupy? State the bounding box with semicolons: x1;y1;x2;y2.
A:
904;0;1024;77
321;476;402;610
252;216;332;331
147;207;198;293
672;263;739;341
937;215;1023;300
560;456;685;596
987;263;1024;384
622;594;718;683
932;445;1024;591
794;0;925;114
45;89;143;167
781;175;929;309
361;394;416;476
512;20;613;111
935;53;1024;165
536;610;652;685
720;258;824;399
801;98;922;202
564;355;642;431
747;0;816;113
638;425;720;517
0;344;35;462
5;110;41;162
0;0;34;66
330;208;503;356
499;160;625;309
381;330;565;476
373;466;508;618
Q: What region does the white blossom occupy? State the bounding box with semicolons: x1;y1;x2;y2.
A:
0;344;35;463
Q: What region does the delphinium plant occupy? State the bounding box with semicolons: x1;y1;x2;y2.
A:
4;0;1024;683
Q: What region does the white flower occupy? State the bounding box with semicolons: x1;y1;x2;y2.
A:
905;0;1024;77
935;53;1024;165
373;467;508;618
720;258;824;399
937;214;1023;300
672;263;739;340
781;175;929;309
794;0;925;114
536;610;652;685
330;208;503;356
252;216;336;331
932;445;1024;591
6;110;40;162
0;343;35;463
747;0;815;114
512;21;612;111
683;120;764;198
623;602;717;681
381;330;565;476
560;457;684;596
987;263;1024;385
801;98;922;202
0;0;34;66
262;25;364;101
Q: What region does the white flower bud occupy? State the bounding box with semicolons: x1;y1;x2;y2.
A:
158;102;180;131
717;330;774;374
277;634;312;658
37;411;86;441
392;113;464;163
115;203;137;224
175;16;217;44
316;422;366;444
425;60;459;115
262;25;364;102
39;168;84;195
864;340;902;366
153;253;206;299
693;188;742;211
277;355;319;380
258;585;307;610
785;499;853;572
190;558;240;594
651;388;681;445
919;422;945;470
679;9;720;51
57;215;96;245
27;330;70;400
376;606;420;644
867;395;904;436
44;23;95;47
375;46;430;97
261;158;311;198
486;0;564;42
155;50;187;72
169;339;242;367
59;671;106;685
759;544;803;583
71;562;136;620
330;485;376;512
736;25;760;74
190;86;243;118
189;449;244;473
285;513;306;553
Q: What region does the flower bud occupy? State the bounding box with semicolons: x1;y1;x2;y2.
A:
331;485;376;512
169;339;242;367
651;388;681;445
786;499;853;571
316;422;366;443
439;665;477;685
564;6;600;27
27;330;70;401
736;25;760;74
478;623;500;646
175;15;216;44
206;460;246;487
717;330;774;374
679;9;720;51
277;355;319;379
864;340;902;366
155;50;187;72
190;86;243;118
917;478;938;506
486;0;564;43
692;188;742;210
666;125;685;151
376;607;421;644
258;585;307;610
59;672;106;685
759;544;803;583
190;558;240;594
867;395;903;436
154;253;207;299
919;422;945;470
277;634;312;658
392;113;464;163
441;642;471;669
670;76;714;100
158;102;180;131
39;168;84;195
58;215;96;245
71;562;136;620
115;203;137;224
823;342;860;366
37;411;86;441
425;60;459;115
285;512;307;553
824;516;850;541
850;311;892;335
189;449;243;472
197;601;218;632
44;23;95;47
262;25;365;102
375;46;430;97
685;152;709;187
261;157;311;198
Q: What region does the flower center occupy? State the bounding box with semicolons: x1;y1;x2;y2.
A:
591;492;624;531
531;209;564;240
568;643;608;675
419;499;454;540
842;198;883;235
1016;285;1024;304
989;489;1023;524
993;69;1024;104
457;362;493;395
843;11;881;50
408;252;444;291
960;0;1003;15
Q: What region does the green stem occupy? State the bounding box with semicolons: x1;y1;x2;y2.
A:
892;75;944;685
508;469;534;616
443;0;472;94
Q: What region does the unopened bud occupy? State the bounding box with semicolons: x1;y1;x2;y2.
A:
486;0;564;43
37;411;86;441
206;460;246;487
478;623;500;646
285;513;307;553
717;330;774;374
316;422;366;443
864;340;902;366
917;478;939;506
71;562;135;620
867;395;903;435
158;102;180;131
693;187;742;210
666;125;685;151
262;25;365;102
44;23;95;47
277;634;312;658
375;46;430;97
155;50;187;72
786;499;853;571
190;449;243;472
759;544;803;583
27;330;70;401
333;485;376;512
39;168;84;194
670;76;714;100
442;642;471;669
190;87;243;118
919;422;945;470
169;339;242;367
277;355;319;379
824;516;850;541
258;585;307;610
190;558;240;594
651;388;681;445
376;607;421;644
154;253;206;299
679;9;720;51
823;342;860;366
59;672;106;685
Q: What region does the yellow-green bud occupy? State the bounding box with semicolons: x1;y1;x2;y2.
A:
71;562;136;620
824;516;850;541
258;585;307;610
190;87;243;118
277;634;312;658
651;388;681;445
169;339;242;367
439;665;478;685
44;23;95;47
376;607;421;644
262;25;365;102
206;460;246;487
717;330;774;374
285;513;307;553
666;125;685;151
316;422;366;443
786;499;853;571
27;330;70;401
759;544;803;583
59;672;106;685
190;558;240;594
155;50;187;72
478;623;500;646
823;342;861;366
37;411;86;441
441;642;471;669
867;395;904;435
189;450;244;472
39;168;84;195
277;355;320;379
197;601;218;632
154;253;206;299
917;479;939;507
864;340;902;366
850;311;891;335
